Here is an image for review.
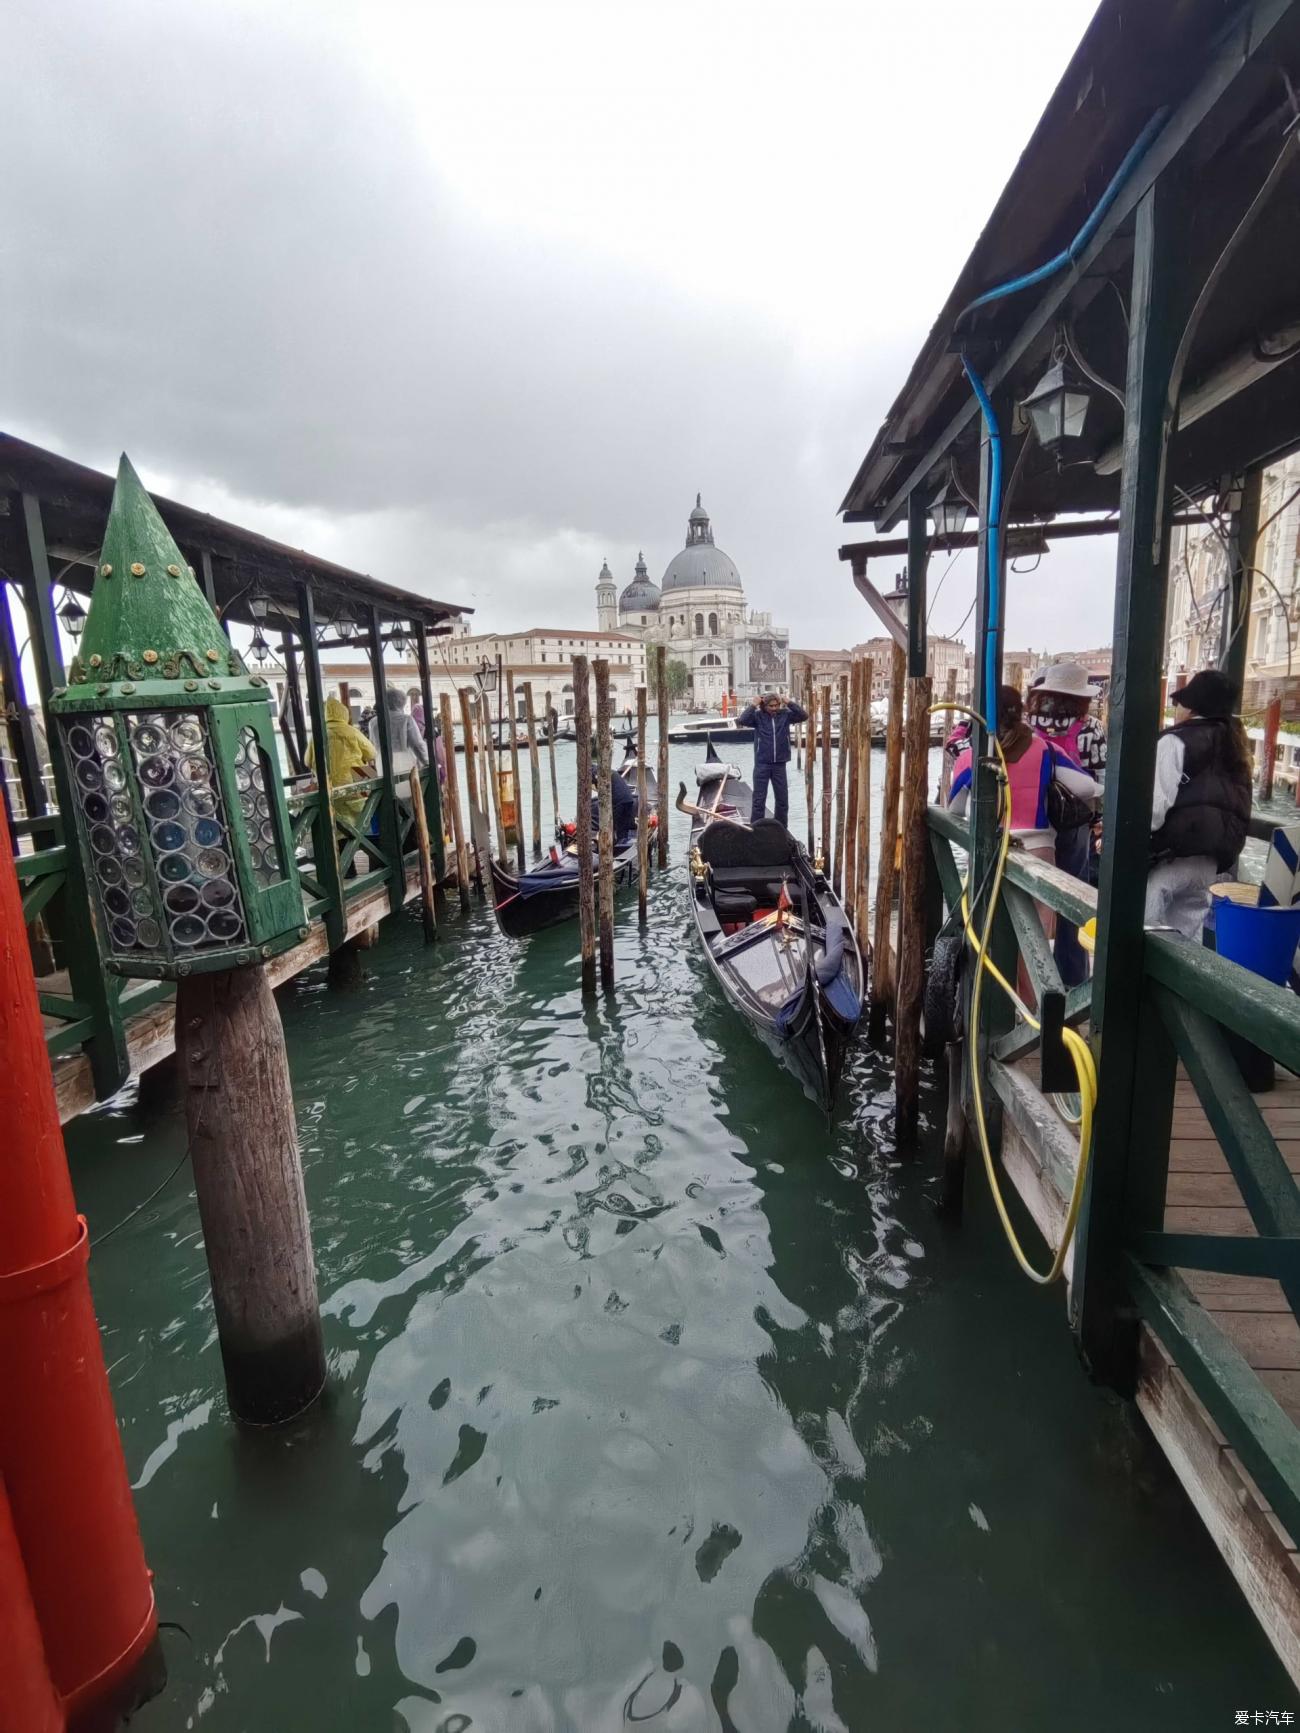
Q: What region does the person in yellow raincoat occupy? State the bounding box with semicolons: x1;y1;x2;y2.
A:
307;696;377;832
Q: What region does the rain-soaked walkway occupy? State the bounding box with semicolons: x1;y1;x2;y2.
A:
67;750;1296;1730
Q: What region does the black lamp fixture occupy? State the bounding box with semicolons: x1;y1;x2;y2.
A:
58;592;87;640
1020;335;1092;457
474;656;499;697
391;625;409;657
928;472;970;545
249;624;271;665
249;583;269;622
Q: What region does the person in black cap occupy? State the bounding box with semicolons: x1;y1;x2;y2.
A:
1146;668;1252;936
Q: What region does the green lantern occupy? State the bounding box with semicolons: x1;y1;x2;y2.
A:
49;455;307;978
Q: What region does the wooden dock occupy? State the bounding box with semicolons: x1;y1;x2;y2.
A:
1003;1062;1300;1684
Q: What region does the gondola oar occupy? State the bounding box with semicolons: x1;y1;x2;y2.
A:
675;783;750;826
798;873;833;1118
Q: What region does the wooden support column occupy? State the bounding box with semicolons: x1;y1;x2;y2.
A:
297;584;347;951
366;607;406;917
544;688;560;831
869;643;906;1041
636;685;649;925
655;646;669;870
573;655;597;995
594;659;615;989
1219;468;1263;695
505;670;526;871
895;674;933;1141
19;495;127;1095
177;968;325;1425
906;489;929;681
833;672;849;895
439;692;472;910
413;623;446;886
1074;175;1188;1384
522;682;543;858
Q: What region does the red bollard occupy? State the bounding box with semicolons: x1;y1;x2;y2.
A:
0;796;159;1727
0;1474;62;1733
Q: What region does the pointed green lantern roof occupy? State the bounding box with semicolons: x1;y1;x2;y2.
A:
61;454;248;696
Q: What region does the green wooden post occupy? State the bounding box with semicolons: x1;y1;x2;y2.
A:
297;582;347;951
19;493;128;1095
413;621;446;884
1073;176;1187;1384
1219;467;1262;695
906;489;928;681
366;606;406;917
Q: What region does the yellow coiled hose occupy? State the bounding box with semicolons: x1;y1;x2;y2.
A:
934;702;1098;1284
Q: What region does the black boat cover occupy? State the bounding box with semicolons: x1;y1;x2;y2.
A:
696;818;794;869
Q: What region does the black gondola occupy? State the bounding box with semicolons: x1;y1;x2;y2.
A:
679;747;864;1112
474;751;658;939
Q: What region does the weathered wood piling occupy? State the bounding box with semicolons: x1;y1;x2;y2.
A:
819;684;832;868
481;690;509;862
594;659;615;989
439;692;472;909
544;687;561;831
522;681;543;859
894;672;933;1141
457;685;484;892
505;671;526;871
869;643;906;1041
637;685;649;925
833;671;849;896
573;655;597;996
408;765;438;943
804;668;816;855
655;645;669;870
853;658;872;944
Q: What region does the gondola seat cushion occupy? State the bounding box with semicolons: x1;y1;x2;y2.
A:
713;889;758;921
697;818;795;868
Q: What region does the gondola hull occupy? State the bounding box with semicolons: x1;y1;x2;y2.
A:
682;756;863;1112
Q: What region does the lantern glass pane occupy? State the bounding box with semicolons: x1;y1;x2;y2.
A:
234;725;287;889
1062;388;1090;441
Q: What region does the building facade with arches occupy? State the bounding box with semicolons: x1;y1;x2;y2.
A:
595;496;790;710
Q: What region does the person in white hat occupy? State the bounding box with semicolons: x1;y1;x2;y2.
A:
1027;661;1107;986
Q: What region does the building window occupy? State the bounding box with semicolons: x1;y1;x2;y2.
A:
694;612;704;635
708;611;718;635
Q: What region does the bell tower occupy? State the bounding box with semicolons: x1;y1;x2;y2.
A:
595;559;618;632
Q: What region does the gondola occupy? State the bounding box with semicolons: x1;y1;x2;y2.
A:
474;749;658;939
678;746;864;1112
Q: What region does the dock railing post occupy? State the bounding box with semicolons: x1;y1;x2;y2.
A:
439;692;472;910
573;655;597;996
594;658;615;988
655;646;669;870
1073;173;1189;1384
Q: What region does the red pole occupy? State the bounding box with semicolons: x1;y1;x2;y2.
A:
0;1475;62;1733
1260;693;1282;802
0;795;159;1727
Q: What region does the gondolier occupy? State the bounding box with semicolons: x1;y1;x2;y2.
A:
736;689;808;829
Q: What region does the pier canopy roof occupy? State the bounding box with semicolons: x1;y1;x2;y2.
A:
0;433;469;631
839;0;1300;530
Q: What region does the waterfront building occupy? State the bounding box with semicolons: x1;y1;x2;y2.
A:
599;495;790;709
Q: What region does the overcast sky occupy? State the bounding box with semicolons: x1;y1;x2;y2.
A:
4;0;1111;658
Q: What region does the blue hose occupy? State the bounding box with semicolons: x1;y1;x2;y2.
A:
962;357;1002;712
955;106;1168;327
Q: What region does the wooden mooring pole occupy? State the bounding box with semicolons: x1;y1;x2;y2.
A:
505;671;526;871
869;642;906;1042
177;967;325;1424
481;690;509;862
1260;694;1282;801
833;671;849;895
408;765;437;943
843;661;860;921
573;655;597;996
439;693;472;910
853;657;871;942
894;673;933;1141
655;645;669;871
804;668;816;855
522;681;543;858
457;685;484;894
637;684;649;925
594;658;615;988
544;688;561;831
819;684;832;868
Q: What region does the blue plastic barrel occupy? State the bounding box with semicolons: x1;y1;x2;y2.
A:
1215;898;1300;986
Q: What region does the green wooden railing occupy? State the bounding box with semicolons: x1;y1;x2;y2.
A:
927;802;1300;1544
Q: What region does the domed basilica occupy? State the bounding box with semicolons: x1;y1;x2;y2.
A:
595;495;789;709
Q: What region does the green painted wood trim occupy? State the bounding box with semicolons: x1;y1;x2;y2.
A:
1128;1256;1300;1546
21;871;64;926
1002;880;1064;1002
1220;468;1263;692
928;826;964;912
366;605;407;918
989;1056;1079;1207
992;981;1091;1064
15;845;68;881
1132;1231;1300;1281
906;490;928;681
38;991;90;1021
46;1017;97;1058
342;868;390;902
1155;984;1300;1244
0;573;48;819
1146;932;1300;1074
297;582;347;950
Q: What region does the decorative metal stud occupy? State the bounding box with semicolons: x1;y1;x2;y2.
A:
187;566;196;578
206;649;220;663
96;683;111;695
89;653;102;668
184;679;199;692
208;679;221;689
130;562;146;577
100;563;113;577
166;563;181;577
120;681;136;694
142;649;159;665
250;675;266;687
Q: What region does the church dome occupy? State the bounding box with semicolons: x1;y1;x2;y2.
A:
661;495;743;593
619;551;660;612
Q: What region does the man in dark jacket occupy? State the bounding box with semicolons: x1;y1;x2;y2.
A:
737;690;808;828
590;765;639;845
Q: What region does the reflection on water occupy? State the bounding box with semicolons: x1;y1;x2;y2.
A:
65;744;1296;1730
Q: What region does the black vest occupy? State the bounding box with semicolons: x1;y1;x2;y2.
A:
1150;717;1251;871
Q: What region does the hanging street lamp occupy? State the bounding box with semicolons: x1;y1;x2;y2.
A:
58;591;87;640
928;473;971;545
49;455;307;981
474;656;499;697
1020;341;1093;457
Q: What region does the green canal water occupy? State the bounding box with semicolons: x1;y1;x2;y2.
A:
64;743;1297;1730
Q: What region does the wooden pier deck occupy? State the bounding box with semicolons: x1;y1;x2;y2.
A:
1002;1062;1300;1685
